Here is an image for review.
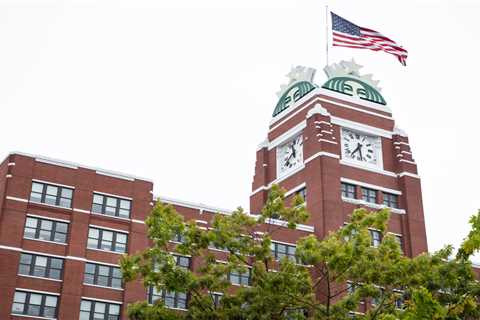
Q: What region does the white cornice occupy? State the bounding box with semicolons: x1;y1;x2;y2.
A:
6;151;153;182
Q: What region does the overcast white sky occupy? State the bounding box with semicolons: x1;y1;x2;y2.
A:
1;0;479;258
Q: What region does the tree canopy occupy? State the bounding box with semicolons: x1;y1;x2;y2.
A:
121;185;480;320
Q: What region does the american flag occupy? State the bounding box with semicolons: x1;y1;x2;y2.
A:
331;12;408;66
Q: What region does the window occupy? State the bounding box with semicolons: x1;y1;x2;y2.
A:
11;290;58;319
87;227;128;253
394;235;403;253
79;299;121;320
210;292;223;308
271;241;297;262
369;230;382;247
228;268;251;286
154;254;190;272
24;216;68;243
173;254;190;269
18;253;64;280
84;263;122;288
383;193;399;209
341;183;356;199
147;287;188;309
171;233;185;243
92;193;131;218
296;188;307;201
361;187;377;203
30;181;73;208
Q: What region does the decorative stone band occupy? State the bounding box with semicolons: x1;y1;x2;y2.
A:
341;197;406;215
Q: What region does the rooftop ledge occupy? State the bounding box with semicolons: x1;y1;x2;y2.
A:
6;151;153;183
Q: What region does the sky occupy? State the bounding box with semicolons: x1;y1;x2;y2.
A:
1;0;479;259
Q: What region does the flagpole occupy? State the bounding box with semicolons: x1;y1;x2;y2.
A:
325;5;329;67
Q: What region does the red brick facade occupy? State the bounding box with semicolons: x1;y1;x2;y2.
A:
0;84;429;319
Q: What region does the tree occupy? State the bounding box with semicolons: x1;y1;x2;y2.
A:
121;185;480;319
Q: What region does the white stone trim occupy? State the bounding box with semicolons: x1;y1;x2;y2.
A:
22;250;65;259
17;274;63;282
195;220;208;225
284;183;306;197
256;139;269;151
36;157;79;169
268;121;306;150
32;178;75;189
269;89;393;131
10;314;56;320
317;87;392;114
0;244;22;251
89;224;129;234
86;248;125;255
6;196;28;203
27;213;70;223
6;174;12;178
8;162;15;166
16;288;60;296
263;217;314;232
318;139;338;144
81;296;123;304
83;283;124;291
74;208;91;214
397;172;420;179
159;196;233;215
304;151;340;164
96;170;134;182
393;141;409;146
271;239;297;247
85;259;120;267
131;218;145;224
29;200;73;211
93;191;133;201
399;159;416;165
306;103;330;118
7;151;153;182
332;117;392;138
65;256;86;262
90;212;131;222
340;160;397;177
23;237;68;246
341;197;406;214
270;89;318;126
340;178;402;195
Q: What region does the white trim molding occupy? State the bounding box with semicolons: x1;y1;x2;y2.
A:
81;296;123;305
284;183;306;197
340;178;402;195
340;160;397;177
397;172;420;179
268;121;306;150
341;197;406;215
93;191;133;201
6;196;28;203
32;179;75;189
26;213;70;223
7;151;153;182
74;208;91;214
304;151;340;164
89;224;129;234
15;288;60;296
332;117;393;139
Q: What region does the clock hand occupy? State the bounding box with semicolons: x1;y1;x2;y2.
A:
358;146;363;161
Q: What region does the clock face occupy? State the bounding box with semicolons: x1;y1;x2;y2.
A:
277;135;303;175
341;128;381;166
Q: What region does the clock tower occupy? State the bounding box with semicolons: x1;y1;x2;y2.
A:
250;60;428;257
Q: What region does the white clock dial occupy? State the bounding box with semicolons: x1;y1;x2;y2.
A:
341;129;381;165
277;135;303;175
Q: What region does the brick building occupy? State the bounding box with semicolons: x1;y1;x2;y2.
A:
0;61;428;319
